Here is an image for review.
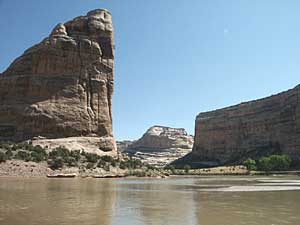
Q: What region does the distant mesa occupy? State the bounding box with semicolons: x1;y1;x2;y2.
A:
174;85;300;168
119;125;193;167
0;9;117;155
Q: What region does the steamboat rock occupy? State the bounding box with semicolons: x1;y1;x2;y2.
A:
0;9;117;154
123;126;193;167
176;85;300;168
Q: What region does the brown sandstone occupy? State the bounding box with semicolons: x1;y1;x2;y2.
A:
176;85;300;168
0;9;116;154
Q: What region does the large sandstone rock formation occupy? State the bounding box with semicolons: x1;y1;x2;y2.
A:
176;85;300;168
0;9;116;154
122;126;193;167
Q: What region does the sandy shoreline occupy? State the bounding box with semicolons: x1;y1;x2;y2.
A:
0;160;127;178
1;160;300;178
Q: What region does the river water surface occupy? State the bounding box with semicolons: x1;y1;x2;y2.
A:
1;176;300;225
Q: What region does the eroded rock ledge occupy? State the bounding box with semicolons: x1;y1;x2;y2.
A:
0;9;117;154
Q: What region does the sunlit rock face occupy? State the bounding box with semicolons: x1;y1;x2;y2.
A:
122;126;193;167
175;85;300;168
0;9;116;153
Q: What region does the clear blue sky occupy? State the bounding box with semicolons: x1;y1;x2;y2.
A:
1;0;300;140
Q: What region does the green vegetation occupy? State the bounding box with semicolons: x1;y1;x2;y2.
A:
15;151;31;161
243;155;292;172
184;165;191;174
0;151;7;163
86;162;95;170
5;150;13;160
85;153;99;163
243;158;257;171
258;155;291;171
119;158;143;170
165;165;176;174
49;157;64;170
0;142;150;176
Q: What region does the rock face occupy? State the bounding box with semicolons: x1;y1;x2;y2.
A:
176;85;300;168
0;9;116;153
123;126;193;167
116;140;134;152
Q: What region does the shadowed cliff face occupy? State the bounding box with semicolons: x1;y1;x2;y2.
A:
176;85;300;168
0;9;116;152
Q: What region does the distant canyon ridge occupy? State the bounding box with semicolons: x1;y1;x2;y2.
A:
0;9;117;155
118;126;193;167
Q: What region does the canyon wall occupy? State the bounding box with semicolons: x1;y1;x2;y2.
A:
177;86;300;168
123;126;193;167
0;9;116;153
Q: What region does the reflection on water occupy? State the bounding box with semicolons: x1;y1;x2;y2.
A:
0;176;300;225
0;179;116;225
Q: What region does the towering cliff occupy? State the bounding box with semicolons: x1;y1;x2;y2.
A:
123;126;193;167
177;85;300;168
0;9;116;153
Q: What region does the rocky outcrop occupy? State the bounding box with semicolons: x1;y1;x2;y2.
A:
116;140;134;152
0;9;117;154
123;126;193;167
176;85;300;168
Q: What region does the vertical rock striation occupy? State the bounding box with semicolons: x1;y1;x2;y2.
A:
176;85;300;168
0;9;116;153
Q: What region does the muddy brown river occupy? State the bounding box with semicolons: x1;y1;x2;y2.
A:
0;176;300;225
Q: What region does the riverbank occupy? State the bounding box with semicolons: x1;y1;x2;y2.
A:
0;160;127;178
1;161;299;178
0;160;168;178
171;166;300;176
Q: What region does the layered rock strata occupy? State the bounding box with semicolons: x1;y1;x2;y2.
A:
0;9;117;154
123;126;193;167
176;85;300;168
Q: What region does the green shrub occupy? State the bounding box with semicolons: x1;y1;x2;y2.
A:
165;165;175;173
118;158;143;170
97;160;106;168
85;153;99;163
127;170;146;177
119;161;127;170
0;152;7;163
184;165;191;173
258;157;272;171
258;155;291;171
11;144;19;151
100;155;118;167
48;157;64;170
30;146;47;162
100;155;114;162
111;160;117;167
243;158;257;171
70;150;81;161
49;146;70;161
15;151;31;161
31;145;44;153
86;162;94;169
22;143;33;151
5;150;13;160
269;155;291;171
65;157;78;167
0;142;11;151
